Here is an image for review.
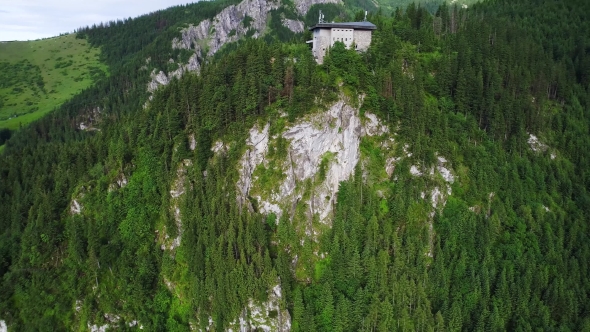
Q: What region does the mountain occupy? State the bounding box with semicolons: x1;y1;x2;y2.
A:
0;0;589;330
0;34;107;146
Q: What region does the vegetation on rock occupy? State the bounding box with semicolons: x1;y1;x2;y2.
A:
0;0;589;330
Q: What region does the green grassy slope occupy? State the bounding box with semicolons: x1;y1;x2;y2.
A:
0;34;107;130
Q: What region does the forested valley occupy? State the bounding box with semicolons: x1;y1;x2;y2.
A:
0;0;589;330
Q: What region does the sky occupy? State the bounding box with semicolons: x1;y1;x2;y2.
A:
0;0;194;41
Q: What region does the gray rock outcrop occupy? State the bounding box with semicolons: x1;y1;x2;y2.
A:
227;284;291;332
294;0;341;15
281;18;305;33
173;0;280;56
161;159;192;251
237;123;270;209
149;0;343;94
237;97;391;225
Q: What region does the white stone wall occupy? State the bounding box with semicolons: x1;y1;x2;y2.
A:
330;28;354;48
353;29;372;51
312;29;332;64
312;30;320;62
312;28;373;64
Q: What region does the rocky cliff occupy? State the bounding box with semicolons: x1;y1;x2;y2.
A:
230;96;455;247
237;98;382;226
148;0;340;93
66;92;456;332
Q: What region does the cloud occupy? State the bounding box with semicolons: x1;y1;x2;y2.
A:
0;0;194;41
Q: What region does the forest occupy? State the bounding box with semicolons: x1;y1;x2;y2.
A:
0;0;589;330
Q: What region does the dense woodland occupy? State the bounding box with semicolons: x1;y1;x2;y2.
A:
0;0;589;330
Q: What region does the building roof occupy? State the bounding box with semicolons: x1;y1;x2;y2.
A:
308;21;377;31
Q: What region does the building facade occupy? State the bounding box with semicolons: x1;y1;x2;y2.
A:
307;21;376;64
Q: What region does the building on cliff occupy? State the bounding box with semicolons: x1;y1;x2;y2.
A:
307;12;376;64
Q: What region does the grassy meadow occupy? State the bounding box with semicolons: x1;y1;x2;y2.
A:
0;34;108;130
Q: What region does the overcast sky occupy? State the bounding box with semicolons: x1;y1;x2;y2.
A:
0;0;194;41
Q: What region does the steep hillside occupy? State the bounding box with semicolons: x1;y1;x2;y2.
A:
0;0;590;331
0;34;107;130
0;0;469;141
0;0;432;140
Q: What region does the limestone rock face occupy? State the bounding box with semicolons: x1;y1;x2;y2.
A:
76;106;102;131
108;172;128;192
161;159;192;251
234;96;458;262
281;18;305;33
149;0;279;93
70;199;83;215
527;133;548;153
412;154;456;258
237;97;389;224
281;99;362;223
237;123;270;209
293;0;341;15
227;284;291;332
147;62;193;95
361;112;388;136
148;0;343;94
88;323;109;332
189;133;197;151
173;0;280;56
69;187;87;216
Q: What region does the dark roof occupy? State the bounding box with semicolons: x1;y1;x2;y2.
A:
308;21;377;31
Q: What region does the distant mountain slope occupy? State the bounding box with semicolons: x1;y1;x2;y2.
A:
0;34;107;130
0;0;429;139
0;0;471;140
